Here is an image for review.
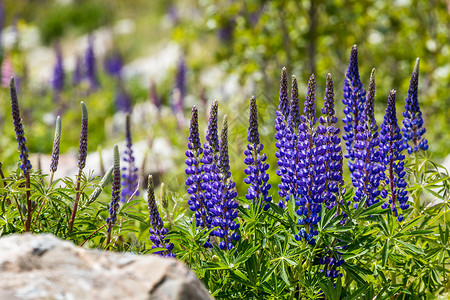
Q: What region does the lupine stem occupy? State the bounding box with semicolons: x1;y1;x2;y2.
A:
413;151;420;217
69;102;88;232
0;162;5;187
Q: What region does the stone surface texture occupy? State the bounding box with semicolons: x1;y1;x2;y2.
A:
0;234;213;300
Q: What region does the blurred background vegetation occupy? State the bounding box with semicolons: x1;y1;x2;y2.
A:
0;0;448;198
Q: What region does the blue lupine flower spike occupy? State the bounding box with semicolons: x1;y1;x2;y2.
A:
121;113;139;202
380;90;408;222
318;74;342;210
185;106;210;232
274;68;293;208
402;58;428;153
342;45;366;166
244;96;272;211
147;175;175;257
290;75;301;129
211;115;240;250
352;69;383;208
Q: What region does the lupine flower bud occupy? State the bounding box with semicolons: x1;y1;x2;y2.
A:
106;145;121;232
121;113;139;202
244;96;271;210
78;102;88;170
88;166;113;204
278;67;289;119
402;58;428;153
50;116;61;173
380;90;408;221
290;75;300;128
10;77;31;175
147;175;175;257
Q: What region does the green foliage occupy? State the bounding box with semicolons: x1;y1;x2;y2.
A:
0;144;449;298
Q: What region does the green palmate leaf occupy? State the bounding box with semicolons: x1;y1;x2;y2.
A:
396;239;425;255
233;245;259;266
120;212;147;223
343;284;373;300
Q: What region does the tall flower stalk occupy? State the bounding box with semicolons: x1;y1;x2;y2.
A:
211;116;240;250
402;58;428;154
85;35;98;90
244;96;271;210
380;90;408;221
352;69;383;208
121;113;139;202
342;45;367;170
69;102;88;232
200;100;220;248
147;175;175;257
185;106;209;229
10;77;33;231
106;145;121;245
295;74;320;245
317;74;342;210
274;68;291;208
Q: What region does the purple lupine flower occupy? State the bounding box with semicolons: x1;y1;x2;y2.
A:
106;145;121;235
185;107;210;229
352;69;383;208
51;45;65;92
210;116;240;250
317;74;342;210
244;96;272;210
50;116;61;173
115;80;131;112
85;36;99;90
104;50;123;78
402;58;428;153
147;175;175;257
121;113;139;202
274;68;292;208
10;77;31;175
78;102;88;170
73;55;83;86
342;45;367;165
380;90;408;221
296;74;320;245
199;100;220;248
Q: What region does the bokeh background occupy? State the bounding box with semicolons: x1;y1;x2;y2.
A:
0;0;449;197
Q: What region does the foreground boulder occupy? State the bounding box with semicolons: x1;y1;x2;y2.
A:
0;234;213;300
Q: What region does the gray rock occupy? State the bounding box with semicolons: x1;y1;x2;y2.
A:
0;234;213;300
